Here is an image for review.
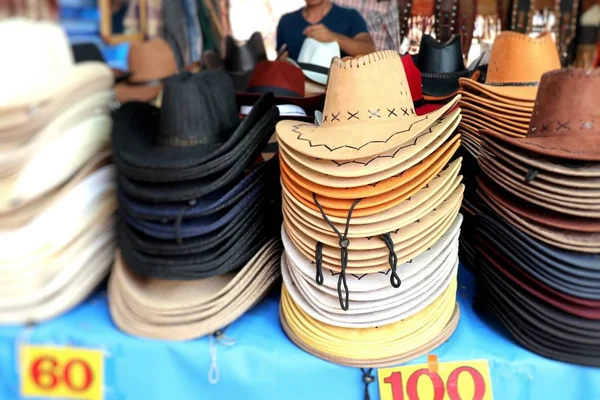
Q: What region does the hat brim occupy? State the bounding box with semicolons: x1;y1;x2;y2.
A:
460;100;532;122
483;128;600;162
113;93;276;177
481;135;600;177
458;90;534;113
277;109;461;181
459;77;539;104
276;95;460;161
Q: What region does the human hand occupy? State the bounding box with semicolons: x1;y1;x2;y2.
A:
276;50;289;62
303;24;336;43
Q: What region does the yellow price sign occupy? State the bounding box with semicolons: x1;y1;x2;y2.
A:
378;359;493;400
20;345;104;400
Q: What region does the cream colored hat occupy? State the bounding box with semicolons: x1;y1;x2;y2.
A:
0;19;113;144
0;90;112;178
0;165;117;263
0;113;112;212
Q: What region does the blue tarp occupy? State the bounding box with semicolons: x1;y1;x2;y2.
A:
0;267;598;399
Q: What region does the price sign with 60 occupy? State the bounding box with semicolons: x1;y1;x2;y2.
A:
378;359;493;400
20;345;104;400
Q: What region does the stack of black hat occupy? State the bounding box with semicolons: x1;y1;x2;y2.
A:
107;70;283;340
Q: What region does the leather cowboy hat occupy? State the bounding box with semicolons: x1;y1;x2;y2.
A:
459;32;561;103
482;69;600;161
277;109;461;183
414;34;484;98
114;38;179;104
276;51;460;161
282;215;462;311
108;239;282;340
236;60;325;116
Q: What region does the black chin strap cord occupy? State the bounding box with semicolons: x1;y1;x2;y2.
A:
312;193;362;311
361;368;375;400
381;233;401;288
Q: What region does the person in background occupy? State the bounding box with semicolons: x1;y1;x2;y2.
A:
276;0;376;60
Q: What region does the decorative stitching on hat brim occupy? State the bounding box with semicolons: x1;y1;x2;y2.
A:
329;118;447;167
291;115;431;153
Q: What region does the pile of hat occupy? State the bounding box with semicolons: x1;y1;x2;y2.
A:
457;31;561;159
455;31;562;268
0;19;116;323
275;50;466;367
474;69;600;367
108;70;284;340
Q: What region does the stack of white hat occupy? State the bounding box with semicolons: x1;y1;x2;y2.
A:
0;19;117;323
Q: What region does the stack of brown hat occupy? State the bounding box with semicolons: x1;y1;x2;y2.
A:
275;51;466;367
0;19;116;323
475;69;600;367
455;32;562;268
457;32;561;159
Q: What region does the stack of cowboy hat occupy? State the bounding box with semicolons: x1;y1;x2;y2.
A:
455;31;562;269
0;19;116;323
275;50;466;367
457;32;561;159
474;69;600;367
413;34;484;104
108;70;284;340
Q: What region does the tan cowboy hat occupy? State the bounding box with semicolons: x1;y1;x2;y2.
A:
276;51;459;161
458;32;561;103
0;20;113;145
277;109;461;182
108;239;282;340
114;38;178;104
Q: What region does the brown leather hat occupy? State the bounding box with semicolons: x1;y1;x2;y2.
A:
115;39;178;104
484;69;600;161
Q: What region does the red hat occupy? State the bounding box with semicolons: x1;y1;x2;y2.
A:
401;55;444;116
236;61;325;115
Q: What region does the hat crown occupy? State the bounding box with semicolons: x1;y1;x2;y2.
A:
417;34;465;73
0;19;73;107
128;39;178;82
485;32;561;85
158;71;239;147
298;38;341;67
321;51;416;126
224;32;267;72
528;68;600;139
